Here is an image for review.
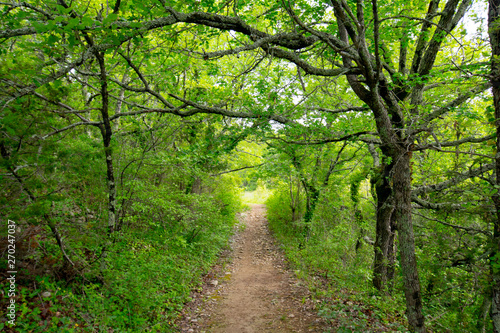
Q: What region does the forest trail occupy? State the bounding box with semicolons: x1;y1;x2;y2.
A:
178;204;326;332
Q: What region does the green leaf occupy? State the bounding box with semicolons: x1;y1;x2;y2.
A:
103;13;119;26
31;21;49;33
65;17;80;30
81;16;95;27
47;34;59;45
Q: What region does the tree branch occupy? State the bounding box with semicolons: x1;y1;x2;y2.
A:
308;106;370;114
412;163;495;196
268;131;378;145
415;134;495;150
422;82;492;124
414;212;491;236
210;163;264;176
411;196;463;211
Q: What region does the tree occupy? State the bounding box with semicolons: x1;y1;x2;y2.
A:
489;0;500;330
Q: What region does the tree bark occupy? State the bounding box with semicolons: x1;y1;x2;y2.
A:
372;162;396;292
369;143;396;291
95;51;117;235
392;148;425;332
489;0;500;331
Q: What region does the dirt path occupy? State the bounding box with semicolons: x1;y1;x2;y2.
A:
177;204;326;332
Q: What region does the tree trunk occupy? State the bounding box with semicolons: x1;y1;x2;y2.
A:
45;214;74;270
301;180;319;241
392;148;425;332
289;174;300;221
303;182;319;224
369;143;396;291
387;222;397;289
489;0;500;331
95;51;117;236
372;162;395;292
290;151;320;237
478;288;492;333
191;177;202;194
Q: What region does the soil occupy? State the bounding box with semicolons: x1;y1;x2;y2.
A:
176;204;328;332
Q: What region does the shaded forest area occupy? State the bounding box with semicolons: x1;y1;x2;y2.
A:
1;0;500;332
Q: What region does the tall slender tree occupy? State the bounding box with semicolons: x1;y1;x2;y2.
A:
489;0;500;330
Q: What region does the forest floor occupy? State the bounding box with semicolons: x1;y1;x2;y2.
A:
176;204;329;332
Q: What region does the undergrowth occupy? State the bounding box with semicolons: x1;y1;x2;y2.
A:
1;179;241;332
265;182;408;332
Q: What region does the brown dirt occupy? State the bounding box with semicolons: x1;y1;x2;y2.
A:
177;204;327;332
